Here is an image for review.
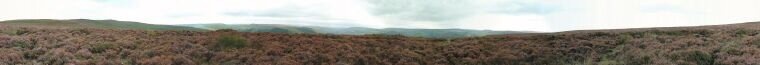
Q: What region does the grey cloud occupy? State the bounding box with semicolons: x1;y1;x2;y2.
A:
491;2;559;15
167;13;200;18
222;5;362;27
249;17;363;28
367;0;477;22
93;0;134;7
640;4;682;13
366;0;558;21
224;6;323;18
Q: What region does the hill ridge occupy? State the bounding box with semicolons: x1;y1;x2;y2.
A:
0;19;207;31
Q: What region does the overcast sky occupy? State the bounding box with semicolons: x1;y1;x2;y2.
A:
1;0;760;32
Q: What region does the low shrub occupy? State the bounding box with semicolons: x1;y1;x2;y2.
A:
598;58;623;65
214;35;247;50
11;41;34;49
214;29;238;32
364;34;406;38
589;32;614;37
71;29;90;35
628;56;652;65
734;29;756;36
671;51;715;65
90;43;115;53
146;31;160;37
1;29;29;35
685;51;714;65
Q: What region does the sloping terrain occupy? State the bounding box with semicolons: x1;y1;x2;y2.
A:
181;24;527;38
181;24;317;34
1;21;760;65
0;19;207;31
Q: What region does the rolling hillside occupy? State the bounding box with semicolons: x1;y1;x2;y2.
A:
0;19;207;31
0;19;525;38
181;24;316;34
180;24;528;38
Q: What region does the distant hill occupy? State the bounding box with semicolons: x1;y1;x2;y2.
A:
0;19;207;31
180;24;316;34
313;27;527;38
179;24;529;38
0;19;529;38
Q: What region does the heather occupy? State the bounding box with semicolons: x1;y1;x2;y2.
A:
2;23;760;65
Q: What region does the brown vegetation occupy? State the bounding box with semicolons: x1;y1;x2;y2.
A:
2;22;760;65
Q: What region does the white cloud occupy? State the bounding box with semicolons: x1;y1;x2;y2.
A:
1;0;760;32
454;14;551;32
546;0;760;31
96;0;389;28
0;0;103;20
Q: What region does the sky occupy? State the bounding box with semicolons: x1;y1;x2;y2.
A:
1;0;760;32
